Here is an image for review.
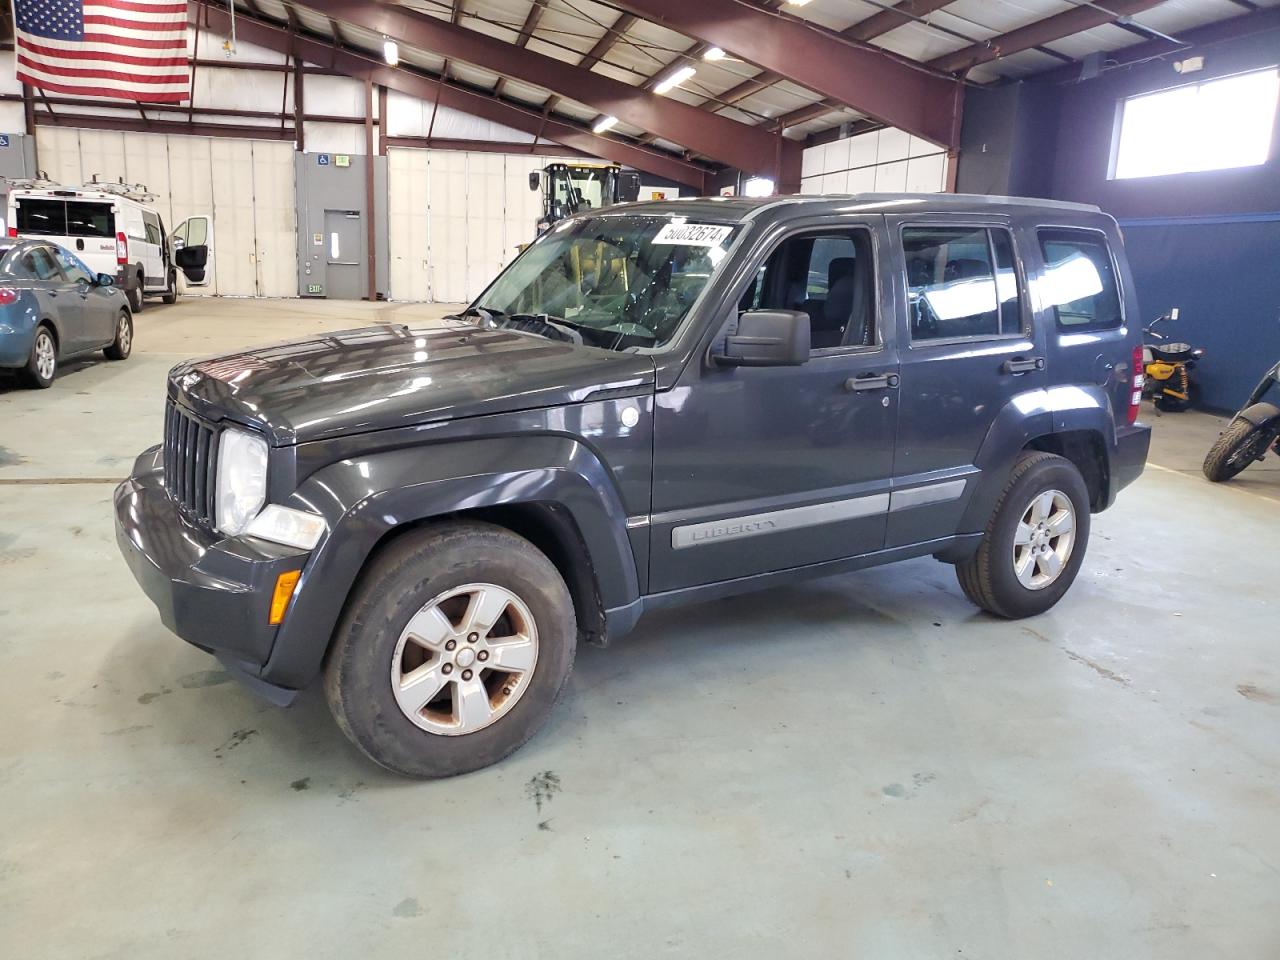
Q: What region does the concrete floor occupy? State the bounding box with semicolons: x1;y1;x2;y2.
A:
1;298;1278;959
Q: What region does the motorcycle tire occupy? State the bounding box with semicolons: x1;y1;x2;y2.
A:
1203;418;1276;482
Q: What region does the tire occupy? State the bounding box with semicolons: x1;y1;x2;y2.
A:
161;270;178;305
104;310;132;361
1203;417;1274;482
20;325;57;389
324;521;577;779
128;273;144;312
956;452;1091;619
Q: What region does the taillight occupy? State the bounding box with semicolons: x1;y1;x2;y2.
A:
116;231;128;265
6;227;16;238
0;288;17;305
1128;344;1144;425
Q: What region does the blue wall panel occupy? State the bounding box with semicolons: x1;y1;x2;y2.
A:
1121;216;1280;412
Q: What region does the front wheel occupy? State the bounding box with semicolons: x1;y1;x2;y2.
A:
324;521;576;778
1203;417;1276;482
161;270;178;305
956;452;1091;619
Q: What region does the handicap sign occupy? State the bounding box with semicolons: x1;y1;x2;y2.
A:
317;153;330;166
0;136;9;148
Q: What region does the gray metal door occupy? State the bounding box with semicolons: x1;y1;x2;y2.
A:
324;209;364;300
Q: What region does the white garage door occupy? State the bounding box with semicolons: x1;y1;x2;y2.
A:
34;128;297;298
387;147;577;304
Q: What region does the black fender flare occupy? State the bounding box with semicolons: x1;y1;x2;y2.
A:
262;435;639;689
955;384;1117;536
1237;402;1280;429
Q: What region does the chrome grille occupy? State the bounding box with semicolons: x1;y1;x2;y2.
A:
163;400;218;523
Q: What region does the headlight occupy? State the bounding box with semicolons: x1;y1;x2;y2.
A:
215;428;268;536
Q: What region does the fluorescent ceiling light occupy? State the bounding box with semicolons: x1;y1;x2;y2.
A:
592;115;619;134
786;0;813;6
383;39;399;67
654;65;696;95
703;47;725;61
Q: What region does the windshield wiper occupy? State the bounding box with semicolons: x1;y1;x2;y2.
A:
443;305;502;329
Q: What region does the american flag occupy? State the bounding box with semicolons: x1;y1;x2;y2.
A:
15;0;190;103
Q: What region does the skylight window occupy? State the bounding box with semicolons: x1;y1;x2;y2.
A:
1111;67;1279;180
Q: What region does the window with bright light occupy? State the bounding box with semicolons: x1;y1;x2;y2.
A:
1112;67;1279;179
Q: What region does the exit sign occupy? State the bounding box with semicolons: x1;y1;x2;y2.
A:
307;283;323;295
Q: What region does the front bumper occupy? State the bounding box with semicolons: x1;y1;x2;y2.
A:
1113;422;1152;496
114;446;311;683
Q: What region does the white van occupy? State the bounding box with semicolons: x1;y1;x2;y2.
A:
6;185;212;310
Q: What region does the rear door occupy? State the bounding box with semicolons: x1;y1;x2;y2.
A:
886;215;1048;548
141;210;166;290
172;215;213;288
64;200;118;278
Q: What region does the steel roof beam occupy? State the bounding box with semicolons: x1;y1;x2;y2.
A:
191;2;709;188
606;0;962;147
291;0;799;182
929;0;1170;74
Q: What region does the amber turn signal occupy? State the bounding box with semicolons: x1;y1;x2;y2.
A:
269;570;302;625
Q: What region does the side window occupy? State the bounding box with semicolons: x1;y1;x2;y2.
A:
903;226;1022;341
66;202;114;238
738;229;875;350
53;248;93;284
27;247;64;281
143;212;162;245
1038;229;1123;330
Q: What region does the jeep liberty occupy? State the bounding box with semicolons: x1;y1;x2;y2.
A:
115;195;1151;777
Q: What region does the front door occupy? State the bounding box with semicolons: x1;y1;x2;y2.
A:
648;218;900;593
50;246;112;349
173;215;214;289
886;216;1048;547
324;209;364;300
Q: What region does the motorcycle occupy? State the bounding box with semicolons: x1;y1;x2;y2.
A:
1202;359;1280;482
1143;310;1204;412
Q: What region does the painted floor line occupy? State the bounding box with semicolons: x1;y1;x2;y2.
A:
1145;461;1280;506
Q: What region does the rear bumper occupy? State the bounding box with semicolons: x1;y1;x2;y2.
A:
114;446;310;688
0;325;35;367
1112;422;1152;498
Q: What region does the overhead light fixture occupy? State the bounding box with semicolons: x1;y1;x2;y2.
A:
785;0;813;6
703;47;725;62
383;38;399;67
743;176;775;197
654;65;696;95
592;115;619;134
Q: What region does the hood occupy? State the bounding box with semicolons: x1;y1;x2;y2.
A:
167;323;655;445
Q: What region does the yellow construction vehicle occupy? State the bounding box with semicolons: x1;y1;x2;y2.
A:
529;162;640;235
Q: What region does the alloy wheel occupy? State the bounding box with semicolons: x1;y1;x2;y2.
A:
117;316;132;355
34;332;55;382
1012;489;1075;590
390;583;539;736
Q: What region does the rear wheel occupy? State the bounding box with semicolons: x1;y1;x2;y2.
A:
128;273;144;312
1203;417;1275;482
21;325;57;389
324;521;576;778
956;452;1091;619
104;311;132;361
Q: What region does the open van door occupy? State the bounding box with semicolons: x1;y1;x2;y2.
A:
172;215;213;287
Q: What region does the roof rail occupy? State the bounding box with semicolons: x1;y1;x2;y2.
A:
83;174;157;203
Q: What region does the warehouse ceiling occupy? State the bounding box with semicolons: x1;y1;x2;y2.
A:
216;0;1278;176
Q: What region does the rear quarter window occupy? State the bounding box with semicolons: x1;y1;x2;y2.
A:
1037;228;1123;330
15;199;67;236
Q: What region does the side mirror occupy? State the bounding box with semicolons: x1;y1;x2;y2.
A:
528;171;540;192
715;310;810;367
95;273;114;287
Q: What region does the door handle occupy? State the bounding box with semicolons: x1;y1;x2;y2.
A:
1002;357;1044;374
845;373;900;392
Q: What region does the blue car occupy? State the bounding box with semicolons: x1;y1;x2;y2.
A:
0;239;133;388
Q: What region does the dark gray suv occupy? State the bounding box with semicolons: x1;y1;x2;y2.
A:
115;194;1150;777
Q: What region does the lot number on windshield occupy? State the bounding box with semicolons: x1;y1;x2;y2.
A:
653;223;734;247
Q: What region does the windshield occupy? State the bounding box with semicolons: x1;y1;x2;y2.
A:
473;215;741;352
